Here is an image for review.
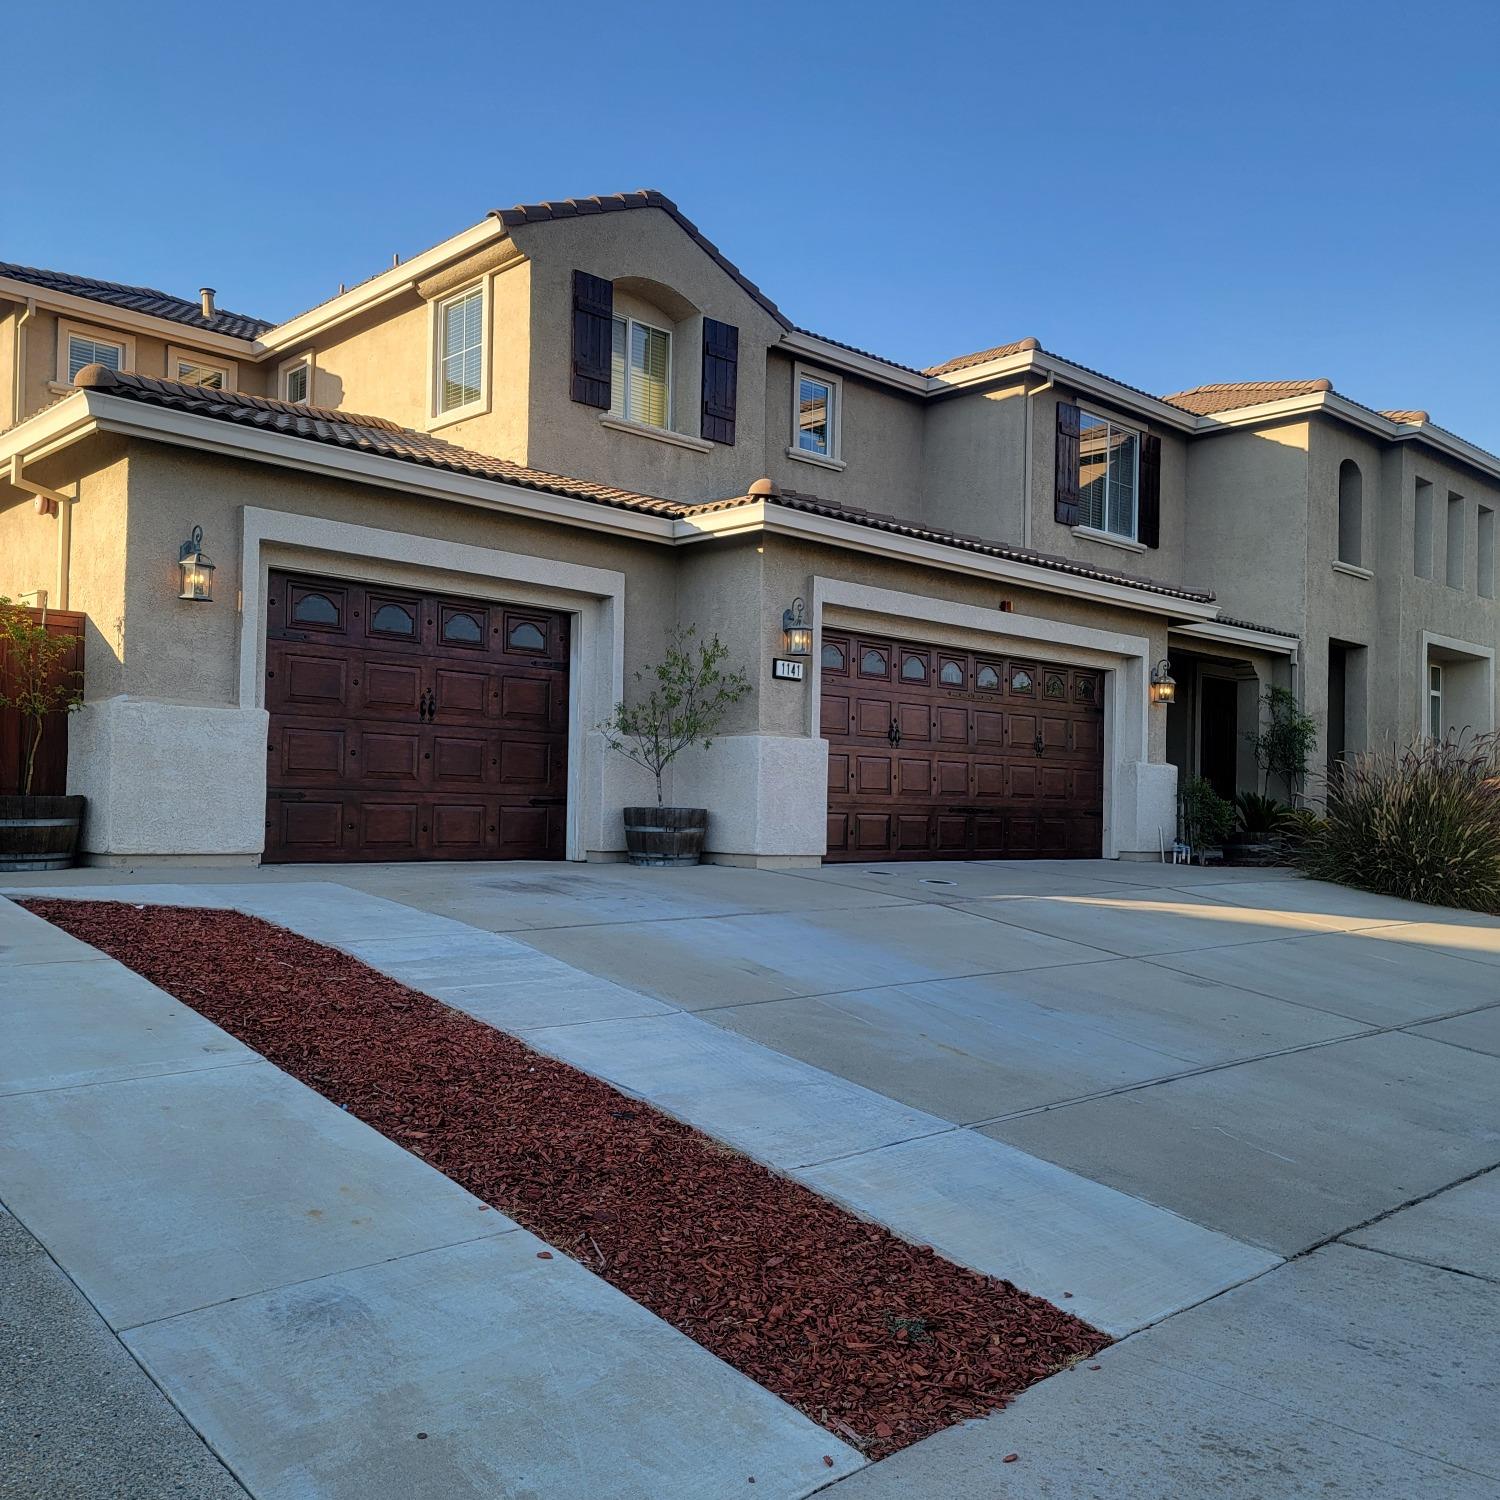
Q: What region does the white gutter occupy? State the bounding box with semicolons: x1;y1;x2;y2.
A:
10;297;35;426
775;330;930;394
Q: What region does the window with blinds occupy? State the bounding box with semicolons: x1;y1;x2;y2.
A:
283;360;310;404
175;360;227;389
608;316;671;428
67;333;124;382
437;285;484;415
1077;411;1139;538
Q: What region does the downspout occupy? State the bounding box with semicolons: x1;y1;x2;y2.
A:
1021;371;1055;552
8;455;76;610
11;296;36;427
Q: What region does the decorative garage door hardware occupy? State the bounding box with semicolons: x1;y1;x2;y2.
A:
263;571;569;863
821;630;1104;863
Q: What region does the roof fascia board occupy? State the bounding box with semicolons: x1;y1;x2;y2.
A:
776;331;929;393
255;219;510;353
933;351;1200;431
680;501;1218;619
1170;619;1299;657
0;391;98;468
0;278;258;358
60;392;678;544
1192;392;1500;485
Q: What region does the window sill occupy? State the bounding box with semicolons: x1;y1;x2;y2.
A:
599;415;713;453
427;399;490;433
785;446;847;472
1071;525;1146;554
1332;560;1374;580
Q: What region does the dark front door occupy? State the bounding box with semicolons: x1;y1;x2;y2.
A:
264;571;569;863
820;631;1104;862
1198;675;1239;802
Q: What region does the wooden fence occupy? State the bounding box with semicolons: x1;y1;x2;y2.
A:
0;608;85;796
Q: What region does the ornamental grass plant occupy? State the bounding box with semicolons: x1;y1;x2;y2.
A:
1298;732;1500;913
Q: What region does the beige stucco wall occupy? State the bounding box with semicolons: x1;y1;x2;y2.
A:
507;208;785;503
762;350;927;514
0;434;130;699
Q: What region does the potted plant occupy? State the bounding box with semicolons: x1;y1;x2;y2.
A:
1248;685;1318;803
599;627;750;866
0;597;85;871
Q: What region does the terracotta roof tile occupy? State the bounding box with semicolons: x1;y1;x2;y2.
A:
683;487;1214;603
72;367;683;515
68;368;1214;607
923;338;1041;377
0;261;271;340
492;191;789;329
1160;380;1333;415
1380;408;1430;425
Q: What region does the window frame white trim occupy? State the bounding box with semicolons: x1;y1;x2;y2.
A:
1427;662;1444;740
167;345;237;392
790;362;844;465
278;353;314;405
598;414;712;452
56;320;134;386
1076;405;1141;542
427;277;491;430
608;313;674;430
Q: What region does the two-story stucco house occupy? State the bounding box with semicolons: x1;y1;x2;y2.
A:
1;191;1494;868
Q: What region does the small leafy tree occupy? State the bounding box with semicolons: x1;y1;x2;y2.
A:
0;598;84;797
1249;685;1318;801
598;628;751;807
1181;777;1235;862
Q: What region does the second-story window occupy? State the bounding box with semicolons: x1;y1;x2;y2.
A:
67;331;125;381
170;349;235;391
436;285;484;417
281;358;310;404
1078;411;1139;538
609;317;671;428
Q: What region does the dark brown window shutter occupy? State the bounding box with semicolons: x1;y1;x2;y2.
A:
571;270;613;408
1055;402;1082;525
1138;433;1162;548
700;318;738;445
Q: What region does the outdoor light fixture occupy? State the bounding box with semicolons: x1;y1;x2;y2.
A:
1149;659;1177;705
782;596;812;656
177;526;215;602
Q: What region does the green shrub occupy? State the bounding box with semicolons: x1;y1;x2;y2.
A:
1297;733;1500;913
1234;791;1289;835
1182;777;1235;855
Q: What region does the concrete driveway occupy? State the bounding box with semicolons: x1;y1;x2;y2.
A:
5;856;1498;1497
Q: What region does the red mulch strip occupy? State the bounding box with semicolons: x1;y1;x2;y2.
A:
25;899;1109;1458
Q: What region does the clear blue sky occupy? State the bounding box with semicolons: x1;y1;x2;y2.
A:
8;1;1499;445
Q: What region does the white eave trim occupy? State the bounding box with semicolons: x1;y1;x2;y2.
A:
256;219;509;352
1170;619;1299;657
776;330;929;394
677;501;1219;620
0;278;258;358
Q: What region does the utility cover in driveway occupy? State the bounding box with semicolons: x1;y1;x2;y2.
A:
821;630;1104;860
264;571;569;862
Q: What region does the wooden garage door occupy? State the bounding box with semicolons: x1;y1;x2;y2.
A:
821;631;1104;862
264;572;568;863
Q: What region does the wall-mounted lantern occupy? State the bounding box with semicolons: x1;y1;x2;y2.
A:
177;526;215;602
1149;659;1177;705
781;596;812;657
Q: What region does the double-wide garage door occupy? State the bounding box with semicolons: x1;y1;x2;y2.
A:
821;629;1104;861
264;572;568;863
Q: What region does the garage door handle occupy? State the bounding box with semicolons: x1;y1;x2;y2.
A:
1034;733;1045;756
887;721;902;747
419;689;435;723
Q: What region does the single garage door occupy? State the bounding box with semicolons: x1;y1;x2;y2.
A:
264;571;569;863
821;630;1104;862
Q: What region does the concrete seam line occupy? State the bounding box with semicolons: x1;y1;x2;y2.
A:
1337;1239;1500;1289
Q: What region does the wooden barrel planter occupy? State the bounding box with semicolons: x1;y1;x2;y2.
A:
0;795;86;871
622;806;708;867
